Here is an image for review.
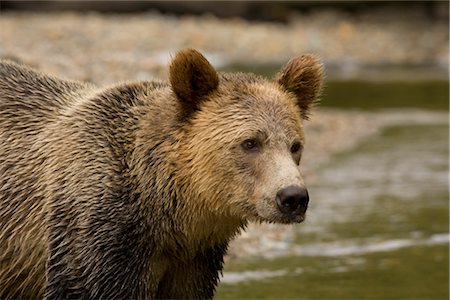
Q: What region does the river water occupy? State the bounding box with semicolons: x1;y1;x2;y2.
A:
216;78;449;299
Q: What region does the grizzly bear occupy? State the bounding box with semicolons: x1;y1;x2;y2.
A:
0;49;323;299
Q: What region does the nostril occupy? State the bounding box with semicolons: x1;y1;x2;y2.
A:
276;186;309;214
282;195;300;210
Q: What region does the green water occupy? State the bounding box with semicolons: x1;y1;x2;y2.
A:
218;246;448;299
322;80;449;111
216;123;449;300
222;65;449;111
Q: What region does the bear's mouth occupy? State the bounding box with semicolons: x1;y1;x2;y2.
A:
275;211;306;224
255;211;306;225
275;202;307;224
252;198;307;224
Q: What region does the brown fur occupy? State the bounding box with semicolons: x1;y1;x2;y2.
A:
169;49;219;119
0;49;323;299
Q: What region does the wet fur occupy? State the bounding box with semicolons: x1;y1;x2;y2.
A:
0;49;323;299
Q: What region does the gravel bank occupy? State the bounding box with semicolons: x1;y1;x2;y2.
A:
1;10;448;84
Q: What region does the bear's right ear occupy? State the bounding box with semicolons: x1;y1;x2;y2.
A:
275;54;324;120
169;49;219;119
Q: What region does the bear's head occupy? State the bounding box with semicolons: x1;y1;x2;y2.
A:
171;49;323;224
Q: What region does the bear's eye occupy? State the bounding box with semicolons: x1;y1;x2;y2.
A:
290;141;302;153
241;139;260;152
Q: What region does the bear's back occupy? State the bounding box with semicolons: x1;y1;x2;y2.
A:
0;61;94;132
0;62;96;299
0;62;170;299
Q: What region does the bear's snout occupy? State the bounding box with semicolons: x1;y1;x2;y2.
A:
276;185;309;216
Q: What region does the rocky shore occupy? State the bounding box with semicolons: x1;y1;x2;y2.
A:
1;9;448;84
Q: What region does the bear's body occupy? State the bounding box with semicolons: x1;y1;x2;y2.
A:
0;49;323;299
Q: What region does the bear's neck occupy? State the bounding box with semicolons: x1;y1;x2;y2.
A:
130;95;245;255
170;163;247;254
175;199;246;252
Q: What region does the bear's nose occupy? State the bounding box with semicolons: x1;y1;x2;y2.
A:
276;185;309;215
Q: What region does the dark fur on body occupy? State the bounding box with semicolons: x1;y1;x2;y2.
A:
0;49;323;299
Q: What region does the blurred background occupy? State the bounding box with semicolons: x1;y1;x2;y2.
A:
1;1;448;299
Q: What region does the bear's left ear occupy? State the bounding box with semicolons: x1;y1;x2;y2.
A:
169;49;219;118
275;54;324;120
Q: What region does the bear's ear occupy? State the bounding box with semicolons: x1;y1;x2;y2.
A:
275;54;324;120
169;49;219;118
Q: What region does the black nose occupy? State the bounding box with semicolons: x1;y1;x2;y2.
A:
276;186;309;215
